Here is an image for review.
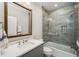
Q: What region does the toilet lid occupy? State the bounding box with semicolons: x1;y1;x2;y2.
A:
43;47;52;52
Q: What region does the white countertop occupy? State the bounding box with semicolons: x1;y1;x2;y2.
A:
0;39;44;57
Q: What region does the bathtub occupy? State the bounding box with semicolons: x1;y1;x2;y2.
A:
44;41;77;57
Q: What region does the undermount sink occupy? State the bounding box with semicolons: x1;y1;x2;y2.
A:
23;41;35;46
17;40;36;48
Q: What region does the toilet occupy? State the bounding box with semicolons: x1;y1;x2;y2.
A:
43;47;53;57
76;39;79;56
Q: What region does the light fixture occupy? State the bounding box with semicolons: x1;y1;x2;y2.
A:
48;18;52;21
26;2;31;5
54;4;58;7
74;5;77;8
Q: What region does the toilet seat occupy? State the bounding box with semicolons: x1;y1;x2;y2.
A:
43;47;52;56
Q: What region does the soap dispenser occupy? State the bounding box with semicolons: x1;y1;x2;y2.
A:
3;31;8;48
0;30;8;56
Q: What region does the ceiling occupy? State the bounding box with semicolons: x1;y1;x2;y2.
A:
33;2;76;13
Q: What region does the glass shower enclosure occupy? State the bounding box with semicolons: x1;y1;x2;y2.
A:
43;3;78;49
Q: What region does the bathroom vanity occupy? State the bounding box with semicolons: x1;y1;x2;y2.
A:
0;2;44;57
0;39;44;57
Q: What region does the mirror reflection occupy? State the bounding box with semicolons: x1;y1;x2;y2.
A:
4;2;32;38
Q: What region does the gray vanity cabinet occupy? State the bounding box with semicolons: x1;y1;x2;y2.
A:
20;44;43;57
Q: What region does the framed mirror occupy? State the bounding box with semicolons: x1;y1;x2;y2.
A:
4;2;32;38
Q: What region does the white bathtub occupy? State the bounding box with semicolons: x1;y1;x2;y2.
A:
44;41;77;57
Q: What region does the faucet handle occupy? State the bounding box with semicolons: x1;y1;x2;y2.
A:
23;40;25;44
25;39;28;42
17;41;23;48
23;39;28;44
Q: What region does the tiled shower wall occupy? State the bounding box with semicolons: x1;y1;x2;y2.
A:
43;5;78;48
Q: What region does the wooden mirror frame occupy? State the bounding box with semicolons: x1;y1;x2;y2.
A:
4;2;32;38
